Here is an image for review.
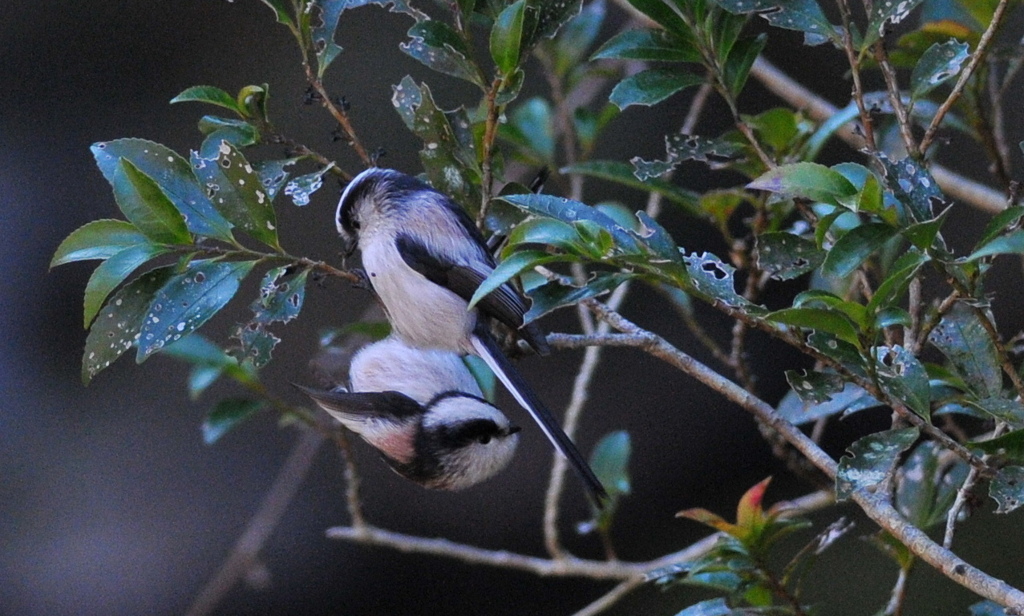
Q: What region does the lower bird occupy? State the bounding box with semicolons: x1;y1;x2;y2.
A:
296;337;520;490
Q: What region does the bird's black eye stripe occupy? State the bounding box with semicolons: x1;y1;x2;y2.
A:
442;418;501;447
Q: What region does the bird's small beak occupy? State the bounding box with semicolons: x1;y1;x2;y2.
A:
507;425;522;435
340;235;358;259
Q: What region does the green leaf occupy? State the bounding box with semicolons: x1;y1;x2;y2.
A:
592;28;699;62
777;383;880;424
468;250;563;310
807;331;868;377
283;166;333;207
864;0;925;49
562;160;700;212
83;243;170;328
675;598;732;616
526;0;583;46
259;0;294;25
585;430;631;530
975;206;1024;250
714;0;838;46
254;158;301;201
392;77;481;214
684;252;754;309
500;193;640;253
928;304;1002;398
902;207;949;251
895;442;968;529
966;229;1024;261
910;41;970;101
401;20;484;86
170;85;242;114
111;159;192;245
82;266;174;384
989;466;1024;514
722;34;766;97
821;222;897;279
755;232;825;280
748;162;858;207
866;250;928;316
310;0;426;78
234;266;310;368
877;153;944;223
91;139;233;241
633;210;682;264
766;307;860;346
505;217;583;252
547;0;606;76
50;220;148;268
136;260;256;362
785;369;844;404
491;0;527;73
967;398;1024;428
501;97;555;162
190;142;280;249
524;272;632;322
972;430;1024;462
203;398;265;445
625;0;689;38
609;68;703;109
875;346;931;420
197;116;260;159
970;600;1011;616
836;428;920;501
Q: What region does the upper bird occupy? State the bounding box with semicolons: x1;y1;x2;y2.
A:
336;167;608;504
297;336;520;490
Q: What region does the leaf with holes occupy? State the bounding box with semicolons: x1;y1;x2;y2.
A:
836;428;919;501
401;20;484;86
283;166;333;207
777;382;880;425
785;369;845;404
254;158;301;201
807;331;868;377
878;153;944;223
196;116;260;159
874;346;931;420
928;304;1002;398
136;260;256;362
82;266;175;384
632;134;742;181
91;139;233;241
864;0;925;48
684;252;754;309
234;266;310;368
191;143;279;249
910;41;969;101
756;232;825;280
990;466;1024;514
310;0;426;78
714;0;839;46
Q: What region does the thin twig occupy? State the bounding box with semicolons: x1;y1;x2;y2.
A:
186;428;325;616
944;422;1008;549
571;578;646;616
919;0;1012;154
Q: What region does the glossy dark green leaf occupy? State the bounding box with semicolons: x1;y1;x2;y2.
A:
626;0;689;38
821;223;897;279
793;289;869;327
203;398;265;445
971;430;1024;462
675;598;732;616
967;398;1024;428
82;266;174;384
500;193;640;252
990;466;1024;514
715;0;838;45
505;217;582;252
469;250;564;310
310;0;426;78
748;162;858;207
807;331;868;377
609;68;703;109
111;159;192;245
490;0;526;73
633;134;742;181
591;28;698;62
170;86;242;114
722;34;766;97
547;0;606;76
910;41;969;101
976;206;1024;249
524;272;632;322
966;229;1024;261
865;250;927;315
502;97;555;162
401;20;484;86
875;346;931;419
562;160;700;211
928;304;1002;398
785;369;844;404
50;220;148;268
895;442;968;528
633;211;682;264
767;307;860;346
902;207;949;251
392;77;481;214
836;428;919;501
527;0;583;45
197;116;259;159
91;139;233;241
83;243;170;328
136;260;256;362
756;232;825;280
190;142;280;249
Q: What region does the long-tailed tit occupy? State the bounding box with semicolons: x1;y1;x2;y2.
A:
297;337;520;490
335;167;607;503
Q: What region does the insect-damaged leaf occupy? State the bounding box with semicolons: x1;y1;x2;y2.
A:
525;272;632;322
777;382;880;425
785;369;845;404
234;266;310;368
874;345;931;420
684;252;755;309
83;243;171;328
990;466;1024;514
310;0;426;78
756;232;825;280
632;134;742;181
714;0;839;46
136;260;255;362
82;266;175;384
91;139;234;242
877;153;944;224
283;166;334;207
836;427;919;501
191;142;280;249
401;20;484;86
910;41;970;101
928;304;1002;399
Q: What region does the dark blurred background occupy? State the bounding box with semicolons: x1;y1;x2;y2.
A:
4;1;1024;615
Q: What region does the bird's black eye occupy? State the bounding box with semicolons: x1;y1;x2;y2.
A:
478;435;491;445
351;218;361;230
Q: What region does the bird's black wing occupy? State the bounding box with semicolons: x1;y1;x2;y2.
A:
292;384;423;419
395;233;527;331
